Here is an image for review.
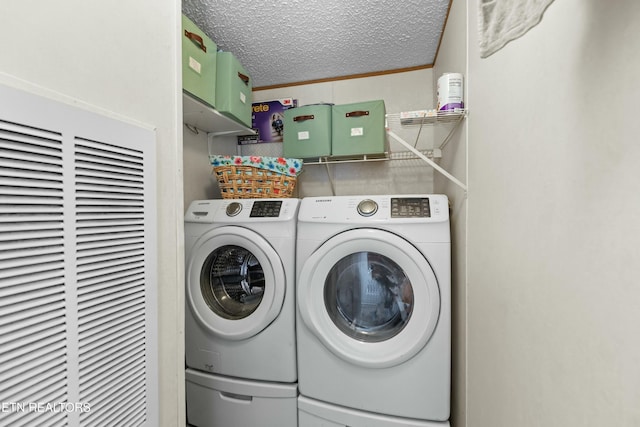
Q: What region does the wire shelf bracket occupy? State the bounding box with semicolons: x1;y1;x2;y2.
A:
387;129;467;192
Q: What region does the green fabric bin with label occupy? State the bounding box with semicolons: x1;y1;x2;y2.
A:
215;52;252;127
182;15;217;108
283;104;332;159
331;100;386;156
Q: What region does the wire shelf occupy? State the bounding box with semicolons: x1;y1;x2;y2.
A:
385;109;466;126
303;149;440;165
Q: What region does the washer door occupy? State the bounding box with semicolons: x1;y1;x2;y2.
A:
187;226;285;340
298;228;440;368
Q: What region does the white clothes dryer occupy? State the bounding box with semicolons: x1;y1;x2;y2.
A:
185;198;299;382
296;195;450;422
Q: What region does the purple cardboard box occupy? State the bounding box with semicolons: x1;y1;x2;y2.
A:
247;98;297;144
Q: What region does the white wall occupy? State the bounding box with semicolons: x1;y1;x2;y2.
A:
183;127;217;209
467;0;640;425
0;2;185;426
433;0;468;426
183;69;438;204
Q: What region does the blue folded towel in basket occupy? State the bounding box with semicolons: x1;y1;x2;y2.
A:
210;155;303;177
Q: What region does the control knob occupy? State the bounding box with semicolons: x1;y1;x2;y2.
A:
226;202;242;217
357;199;378;217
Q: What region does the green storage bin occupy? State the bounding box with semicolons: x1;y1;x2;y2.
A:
215;52;252;127
182;15;217;108
331;100;386;156
283;104;332;159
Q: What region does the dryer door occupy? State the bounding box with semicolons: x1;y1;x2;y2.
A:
187;226;285;340
297;228;440;368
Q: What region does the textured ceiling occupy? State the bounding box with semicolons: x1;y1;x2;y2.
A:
183;0;451;89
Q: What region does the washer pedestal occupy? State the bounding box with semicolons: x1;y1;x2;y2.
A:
186;369;298;427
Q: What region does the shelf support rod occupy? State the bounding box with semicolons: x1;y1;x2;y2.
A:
438;116;464;151
324;161;336;196
387;130;468;192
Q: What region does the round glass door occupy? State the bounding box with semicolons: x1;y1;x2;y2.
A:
297;228;440;368
325;252;413;342
200;245;265;320
187;226;285;340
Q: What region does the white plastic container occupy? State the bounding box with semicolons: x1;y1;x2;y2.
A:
437;73;464;111
186;369;298;427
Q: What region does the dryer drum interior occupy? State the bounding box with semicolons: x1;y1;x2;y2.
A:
324;251;414;342
200;244;266;320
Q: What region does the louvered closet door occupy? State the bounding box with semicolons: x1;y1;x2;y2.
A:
0;84;157;427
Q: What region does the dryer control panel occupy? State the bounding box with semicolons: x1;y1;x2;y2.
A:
298;194;448;224
390;197;430;218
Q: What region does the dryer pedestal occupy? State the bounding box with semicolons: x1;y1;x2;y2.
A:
298;396;450;427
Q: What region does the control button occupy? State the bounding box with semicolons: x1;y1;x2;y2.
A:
357;199;378;217
226;202;242;217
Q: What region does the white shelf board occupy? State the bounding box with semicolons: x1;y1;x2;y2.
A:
182;92;254;136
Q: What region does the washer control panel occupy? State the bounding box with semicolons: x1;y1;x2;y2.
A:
185;199;299;223
250;200;283;218
390;197;430;218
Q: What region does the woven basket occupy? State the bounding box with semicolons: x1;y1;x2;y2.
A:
213;164;297;199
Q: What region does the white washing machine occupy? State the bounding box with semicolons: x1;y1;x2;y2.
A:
296;195;450;423
184;198;299;382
